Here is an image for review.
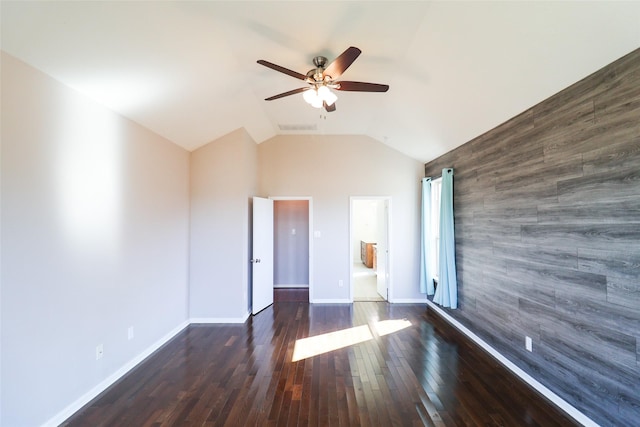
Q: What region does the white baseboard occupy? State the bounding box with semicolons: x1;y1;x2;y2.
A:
190;311;250;324
42;320;190;427
42;310;252;427
425;301;598;427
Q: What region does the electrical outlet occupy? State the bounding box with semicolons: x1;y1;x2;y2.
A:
338;279;344;287
525;336;532;352
96;344;104;360
128;326;134;340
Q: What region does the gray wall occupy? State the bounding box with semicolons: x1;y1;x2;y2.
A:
424;48;640;426
274;200;309;287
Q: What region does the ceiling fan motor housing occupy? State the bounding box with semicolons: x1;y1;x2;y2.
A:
312;56;328;68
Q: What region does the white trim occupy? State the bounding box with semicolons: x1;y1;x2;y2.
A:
311;299;352;304
42;320;190;427
190;311;250;324
425;301;599;427
270;197;313;302
390;298;428;304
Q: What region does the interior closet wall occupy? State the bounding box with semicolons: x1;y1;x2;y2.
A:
274;200;309;287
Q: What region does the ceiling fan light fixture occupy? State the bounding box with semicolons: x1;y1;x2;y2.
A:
303;88;317;104
324;90;338;106
317;85;330;97
303;85;337;108
311;96;324;109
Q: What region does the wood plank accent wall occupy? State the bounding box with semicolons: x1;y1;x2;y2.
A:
424;48;640;426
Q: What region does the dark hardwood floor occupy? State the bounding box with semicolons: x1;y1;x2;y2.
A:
62;302;578;426
274;288;309;302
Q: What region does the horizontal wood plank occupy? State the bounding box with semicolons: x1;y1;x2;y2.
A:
424;48;640;425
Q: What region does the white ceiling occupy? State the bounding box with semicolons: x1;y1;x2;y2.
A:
2;1;639;163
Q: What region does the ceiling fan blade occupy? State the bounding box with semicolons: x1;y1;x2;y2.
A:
336;81;389;92
324;101;336;112
323;46;361;80
257;60;307;80
265;87;309;101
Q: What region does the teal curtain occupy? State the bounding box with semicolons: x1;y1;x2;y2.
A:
433;168;457;308
419;177;434;294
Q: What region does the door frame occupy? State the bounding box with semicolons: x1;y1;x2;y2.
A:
349;196;392;302
270;196;314;303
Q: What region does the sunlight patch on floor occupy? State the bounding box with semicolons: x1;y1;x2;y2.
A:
292;325;372;362
292;319;411;362
372;319;412;336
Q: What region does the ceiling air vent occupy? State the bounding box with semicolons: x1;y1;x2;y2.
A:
278;124;317;131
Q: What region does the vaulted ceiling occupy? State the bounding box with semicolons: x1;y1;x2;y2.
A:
2;1;639;162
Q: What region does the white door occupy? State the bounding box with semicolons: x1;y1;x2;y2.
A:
252;197;274;315
376;200;390;300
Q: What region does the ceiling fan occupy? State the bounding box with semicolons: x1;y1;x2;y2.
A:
257;46;389;113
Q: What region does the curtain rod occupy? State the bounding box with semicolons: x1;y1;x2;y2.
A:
421;168;453;181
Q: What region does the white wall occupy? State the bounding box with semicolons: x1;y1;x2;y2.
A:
189;128;257;321
258;135;425;303
352;199;383;264
0;53;191;426
0;54;424;427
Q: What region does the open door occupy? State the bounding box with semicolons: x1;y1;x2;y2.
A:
252;197;274;315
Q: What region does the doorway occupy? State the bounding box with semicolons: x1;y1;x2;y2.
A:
350;197;391;302
272;197;313;302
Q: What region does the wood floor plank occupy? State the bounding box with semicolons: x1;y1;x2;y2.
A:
61;302;579;427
